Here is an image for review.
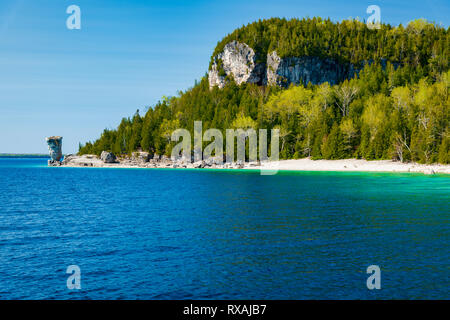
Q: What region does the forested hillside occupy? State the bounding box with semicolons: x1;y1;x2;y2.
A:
211;17;448;72
79;18;449;164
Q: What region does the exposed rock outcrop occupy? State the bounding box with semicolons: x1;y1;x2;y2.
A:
62;154;75;165
209;41;265;89
209;41;362;89
132;152;151;163
46;136;63;166
100;151;117;163
266;52;357;87
62;154;104;167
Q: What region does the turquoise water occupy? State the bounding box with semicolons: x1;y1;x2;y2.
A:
0;158;448;299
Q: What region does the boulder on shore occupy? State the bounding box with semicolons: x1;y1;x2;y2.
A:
62;154;75;165
132;152;150;163
100;151;117;163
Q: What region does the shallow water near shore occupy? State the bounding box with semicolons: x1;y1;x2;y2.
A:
0;158;449;299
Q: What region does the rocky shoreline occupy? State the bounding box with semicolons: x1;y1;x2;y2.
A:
52;151;450;175
58;152;255;169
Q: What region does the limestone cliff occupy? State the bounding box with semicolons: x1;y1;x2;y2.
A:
265;52;360;87
208;41;265;88
209;41;361;89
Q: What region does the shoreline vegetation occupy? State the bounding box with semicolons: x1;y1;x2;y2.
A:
60;154;450;174
78;18;449;166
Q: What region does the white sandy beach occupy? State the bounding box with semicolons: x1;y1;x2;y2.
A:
255;158;450;174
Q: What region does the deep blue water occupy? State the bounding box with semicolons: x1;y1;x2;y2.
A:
0;158;448;299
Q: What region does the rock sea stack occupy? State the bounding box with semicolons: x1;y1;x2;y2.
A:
46;136;63;166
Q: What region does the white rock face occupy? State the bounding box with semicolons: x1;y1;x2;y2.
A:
209;42;363;89
62;154;104;167
100;151;117;163
265;51;282;86
209;41;264;89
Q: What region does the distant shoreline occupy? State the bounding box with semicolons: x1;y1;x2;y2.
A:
0;154;49;158
58;155;450;175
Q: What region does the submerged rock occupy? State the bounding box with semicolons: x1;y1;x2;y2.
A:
100;151;117;163
46;136;63;166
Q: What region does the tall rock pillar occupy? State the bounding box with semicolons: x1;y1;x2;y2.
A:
46;136;63;166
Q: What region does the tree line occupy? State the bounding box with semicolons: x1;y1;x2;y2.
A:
79;18;449;164
211;17;448;77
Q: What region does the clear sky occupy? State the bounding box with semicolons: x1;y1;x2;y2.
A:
0;0;448;154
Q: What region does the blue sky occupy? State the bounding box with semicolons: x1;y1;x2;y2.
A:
0;0;448;154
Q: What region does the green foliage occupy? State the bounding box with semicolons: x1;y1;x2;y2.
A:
210;17;448;70
231;114;257;130
438;134;450;164
321;123;345;159
79;18;449;164
217;59;227;77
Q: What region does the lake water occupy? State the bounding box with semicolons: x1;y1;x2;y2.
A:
0;158;448;299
